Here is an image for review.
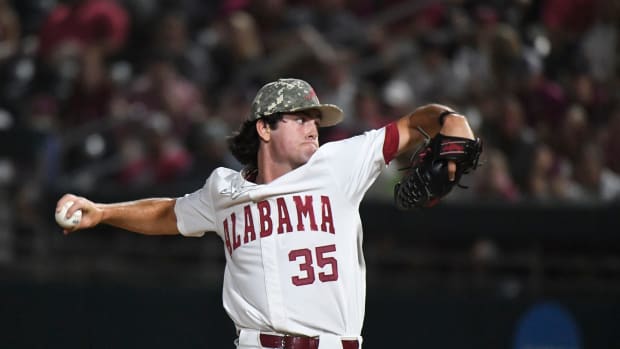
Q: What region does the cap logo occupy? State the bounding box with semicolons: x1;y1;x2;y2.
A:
305;88;317;101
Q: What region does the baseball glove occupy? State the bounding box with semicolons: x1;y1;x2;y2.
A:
394;127;482;210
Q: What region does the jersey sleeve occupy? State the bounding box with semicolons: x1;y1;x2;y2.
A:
174;175;218;237
318;122;399;204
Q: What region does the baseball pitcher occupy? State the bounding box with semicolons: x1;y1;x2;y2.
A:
56;78;481;349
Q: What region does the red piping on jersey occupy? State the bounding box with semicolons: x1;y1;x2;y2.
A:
383;122;399;164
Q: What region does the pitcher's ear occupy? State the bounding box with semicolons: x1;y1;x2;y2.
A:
256;119;271;142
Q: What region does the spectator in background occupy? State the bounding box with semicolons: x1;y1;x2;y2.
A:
0;0;20;64
472;147;520;202
382;78;416;120
555;105;591;165
324;82;390;142
8;0;53;38
526;142;566;201
10;93;64;232
226;11;265;69
565;70;609;126
449;6;494;104
147;10;216;90
0;0;24;109
580;0;619;86
16;94;62;178
603;108;620;175
516;57;568;142
396;32;458;105
245;0;307;53
315;56;358;129
352;84;391;131
116;113;192;189
182;117;241;189
488;95;537;195
62;46;116;126
36;0;129;102
568;142;620;202
541;0;597;81
487;23;528;94
308;0;366;52
37;0;129;62
205;9;265;88
124;52;207;138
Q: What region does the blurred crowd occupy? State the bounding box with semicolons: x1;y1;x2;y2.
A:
1;0;620;227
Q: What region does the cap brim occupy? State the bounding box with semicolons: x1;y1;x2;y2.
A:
290;104;344;127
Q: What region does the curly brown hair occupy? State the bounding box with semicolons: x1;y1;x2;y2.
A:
228;113;283;173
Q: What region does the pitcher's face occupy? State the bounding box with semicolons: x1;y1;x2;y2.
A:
269;111;321;168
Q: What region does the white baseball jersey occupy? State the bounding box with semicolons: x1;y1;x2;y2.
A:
174;123;399;338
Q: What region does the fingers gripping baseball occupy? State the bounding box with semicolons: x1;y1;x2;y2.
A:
55;194;102;234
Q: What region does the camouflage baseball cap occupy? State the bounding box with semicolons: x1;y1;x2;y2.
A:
250;78;344;127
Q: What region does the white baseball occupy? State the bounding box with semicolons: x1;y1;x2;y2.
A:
55;201;82;229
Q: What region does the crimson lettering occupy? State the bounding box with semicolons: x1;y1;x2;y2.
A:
320;195;335;234
231;212;240;250
223;218;233;255
293;195;318;231
243;205;256;244
222;195;337;257
276;197;292;234
257;200;272;237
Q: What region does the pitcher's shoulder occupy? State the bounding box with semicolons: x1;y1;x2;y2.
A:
211;167;240;178
197;167;242;188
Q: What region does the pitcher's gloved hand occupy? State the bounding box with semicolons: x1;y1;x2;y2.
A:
394;131;482;210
